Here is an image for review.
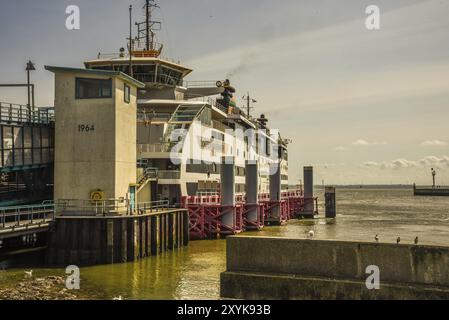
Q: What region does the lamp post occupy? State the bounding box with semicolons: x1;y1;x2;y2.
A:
26;60;36;111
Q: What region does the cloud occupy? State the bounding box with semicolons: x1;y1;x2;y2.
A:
418;155;449;167
362;161;379;168
334;146;347;151
352;139;387;146
187;0;449;116
389;159;418;169
421;140;448;146
362;155;449;170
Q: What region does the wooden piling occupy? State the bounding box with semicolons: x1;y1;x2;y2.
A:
325;187;336;219
46;209;188;266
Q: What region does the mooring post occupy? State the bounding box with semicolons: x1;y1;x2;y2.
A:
325;186;336;219
304;166;314;216
221;156;235;229
269;161;282;221
182;211;190;246
245;160;259;225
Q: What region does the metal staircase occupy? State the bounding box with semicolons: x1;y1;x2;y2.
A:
137;167;158;193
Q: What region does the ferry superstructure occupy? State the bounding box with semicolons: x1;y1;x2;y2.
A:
84;0;289;205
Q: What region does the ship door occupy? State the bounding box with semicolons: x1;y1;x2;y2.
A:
162;185;170;201
129;185;137;213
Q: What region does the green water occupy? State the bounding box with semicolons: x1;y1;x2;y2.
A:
1;188;449;300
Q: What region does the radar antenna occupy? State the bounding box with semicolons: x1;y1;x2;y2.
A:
242;92;257;118
134;0;163;57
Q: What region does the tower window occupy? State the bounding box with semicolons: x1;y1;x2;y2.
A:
124;84;131;103
76;78;112;99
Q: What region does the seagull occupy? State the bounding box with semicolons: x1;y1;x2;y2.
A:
113;296;123;301
414;237;419;245
308;230;315;239
396;237;401;245
24;270;33;278
375;235;379;242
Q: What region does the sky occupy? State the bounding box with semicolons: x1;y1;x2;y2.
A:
1;0;449;185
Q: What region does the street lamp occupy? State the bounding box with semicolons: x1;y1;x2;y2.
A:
26;60;36;110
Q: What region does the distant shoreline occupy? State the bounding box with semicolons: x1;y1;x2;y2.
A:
292;185;416;190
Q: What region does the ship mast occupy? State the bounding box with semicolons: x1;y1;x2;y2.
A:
135;0;163;57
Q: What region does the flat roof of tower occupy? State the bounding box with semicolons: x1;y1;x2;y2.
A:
84;57;193;76
44;66;146;88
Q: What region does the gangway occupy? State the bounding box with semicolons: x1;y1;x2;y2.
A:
0;203;55;240
0;199;171;241
0;102;55;205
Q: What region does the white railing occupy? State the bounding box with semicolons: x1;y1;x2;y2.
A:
55;198;173;216
0;203;55;231
55;199;129;216
184;80;223;88
0;102;55;125
138;142;180;153
137;112;171;122
136;200;170;213
158;170;181;180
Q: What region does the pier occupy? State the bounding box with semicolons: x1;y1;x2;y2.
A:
413;184;449;197
46;201;189;266
0;200;188;265
413;169;449;197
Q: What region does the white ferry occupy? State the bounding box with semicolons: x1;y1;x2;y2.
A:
84;0;289;205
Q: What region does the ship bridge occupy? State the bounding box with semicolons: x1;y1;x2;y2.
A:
0;102;54;206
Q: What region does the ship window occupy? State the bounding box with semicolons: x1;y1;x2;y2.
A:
158;66;182;86
76;78;112;99
266;138;271;157
124;84;131;103
90;66;112;71
171;105;203;122
133;65;156;83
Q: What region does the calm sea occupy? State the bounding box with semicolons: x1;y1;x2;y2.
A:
1;188;448;299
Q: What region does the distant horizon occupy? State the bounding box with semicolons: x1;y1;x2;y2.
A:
295;183;448;189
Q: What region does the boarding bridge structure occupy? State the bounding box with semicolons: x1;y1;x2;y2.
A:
0;102;54;206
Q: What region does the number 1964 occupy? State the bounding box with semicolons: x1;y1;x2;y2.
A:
78;124;95;132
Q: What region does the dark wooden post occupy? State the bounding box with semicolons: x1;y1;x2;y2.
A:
325;187;336;219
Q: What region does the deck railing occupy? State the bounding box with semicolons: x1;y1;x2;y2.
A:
136;200;170;213
54;198;172;216
184;80;222;88
0;199;173;233
0;102;54;125
55;199;129;216
138;142;181;154
0;203;55;230
158;170;181;180
137;112;171;122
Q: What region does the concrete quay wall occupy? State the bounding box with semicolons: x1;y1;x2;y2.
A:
220;236;449;300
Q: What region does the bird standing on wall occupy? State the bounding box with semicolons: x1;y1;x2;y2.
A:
415;237;419;245
308;230;315;239
375;235;379;242
396;237;401;244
